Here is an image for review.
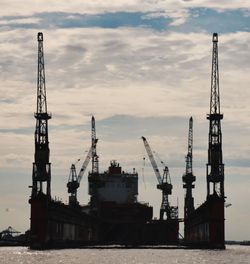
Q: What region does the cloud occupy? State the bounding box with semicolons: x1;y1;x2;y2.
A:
1;28;250;170
0;12;172;31
0;17;41;26
1;0;250;18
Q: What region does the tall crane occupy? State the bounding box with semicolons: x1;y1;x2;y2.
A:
142;136;176;220
206;33;224;199
91;116;99;174
67;142;97;206
31;32;52;198
182;117;196;219
88;116;100;210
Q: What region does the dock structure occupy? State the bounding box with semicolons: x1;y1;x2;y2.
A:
183;33;225;249
28;32;225;249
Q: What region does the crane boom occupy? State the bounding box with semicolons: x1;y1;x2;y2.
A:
142;136;176;220
77;139;97;183
141;136;162;185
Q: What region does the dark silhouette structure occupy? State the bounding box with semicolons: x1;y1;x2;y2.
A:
206;33;224;200
142;136;178;221
183;117;196;220
31;32;51;199
184;33;225;249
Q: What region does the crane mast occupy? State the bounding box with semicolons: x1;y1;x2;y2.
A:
67;164;79;205
186;117;193;176
31;32;51;198
182;117;196;219
206;33;224;199
91;116;99;174
141;136;174;220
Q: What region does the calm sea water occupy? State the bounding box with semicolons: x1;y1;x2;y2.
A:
0;246;249;264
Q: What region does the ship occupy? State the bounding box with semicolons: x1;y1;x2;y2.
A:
29;32;179;249
182;33;225;249
30;161;179;249
30;162;179;249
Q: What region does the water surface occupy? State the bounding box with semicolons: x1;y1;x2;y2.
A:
0;246;249;264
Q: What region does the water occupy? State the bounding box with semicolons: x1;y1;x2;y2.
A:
0;246;249;264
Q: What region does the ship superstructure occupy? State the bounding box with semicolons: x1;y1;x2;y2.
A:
89;160;138;205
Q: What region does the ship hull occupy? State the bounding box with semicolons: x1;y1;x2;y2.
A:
29;195;179;249
98;219;179;245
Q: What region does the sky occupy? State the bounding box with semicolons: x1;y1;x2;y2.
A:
0;0;250;241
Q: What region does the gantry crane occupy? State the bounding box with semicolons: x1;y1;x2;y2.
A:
182;117;196;219
142;136;177;220
31;32;51;199
206;33;224;200
67;141;97;206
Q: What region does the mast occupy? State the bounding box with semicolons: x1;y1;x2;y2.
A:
206;33;224;199
182;117;196;219
91;116;99;174
31;32;52;198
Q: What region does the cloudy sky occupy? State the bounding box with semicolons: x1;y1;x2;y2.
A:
1;0;250;241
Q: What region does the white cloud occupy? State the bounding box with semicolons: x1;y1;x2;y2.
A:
1;0;250;17
0;17;41;25
142;9;190;26
1;27;249;172
0;0;250;30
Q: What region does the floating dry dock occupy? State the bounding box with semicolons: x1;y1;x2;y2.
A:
29;32;225;249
